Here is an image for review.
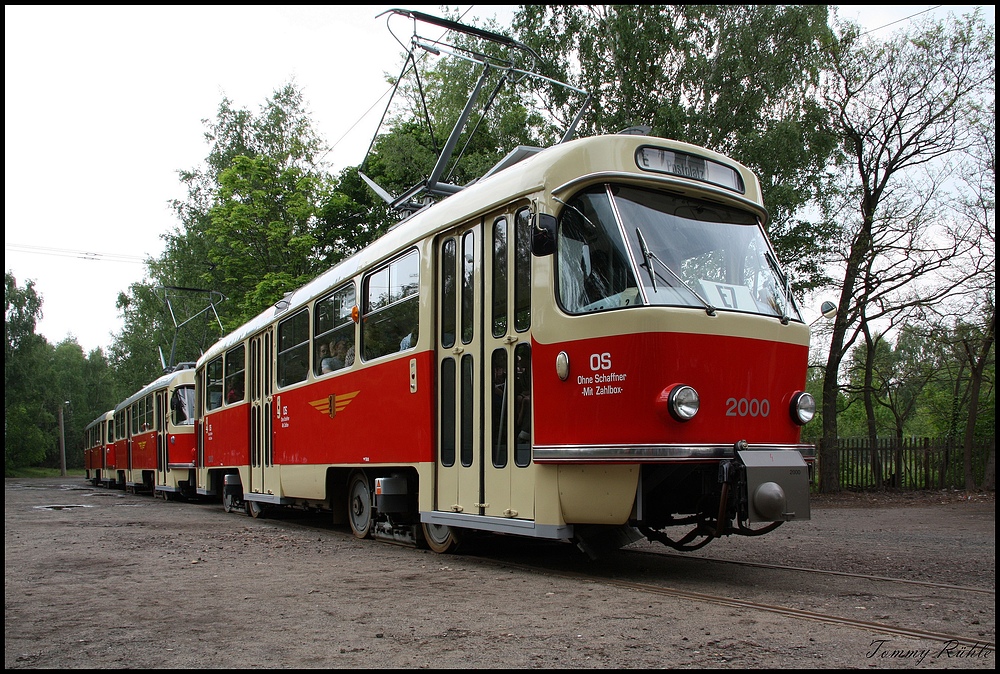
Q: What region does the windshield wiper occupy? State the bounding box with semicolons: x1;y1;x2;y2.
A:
635;227;657;291
635;227;716;316
764;251;791;325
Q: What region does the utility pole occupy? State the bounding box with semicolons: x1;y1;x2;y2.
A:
58;402;68;477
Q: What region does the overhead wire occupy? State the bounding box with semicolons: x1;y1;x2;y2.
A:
855;5;944;35
5;243;147;265
321;5;482;167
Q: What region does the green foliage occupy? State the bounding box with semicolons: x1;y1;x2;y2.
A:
6;466;86;479
112;82;355;377
512;5;841;292
360;10;562;204
5;272;52;473
5;273;116;474
207;154;322;322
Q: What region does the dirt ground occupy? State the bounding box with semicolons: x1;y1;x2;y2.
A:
4;478;995;669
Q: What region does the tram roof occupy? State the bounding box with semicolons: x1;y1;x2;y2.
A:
197;134;763;366
115;365;196;414
85;409;115;429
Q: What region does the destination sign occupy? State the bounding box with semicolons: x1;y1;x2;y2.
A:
635;146;745;194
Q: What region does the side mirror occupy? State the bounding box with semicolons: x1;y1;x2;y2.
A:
810;300;838;327
532;213;557;256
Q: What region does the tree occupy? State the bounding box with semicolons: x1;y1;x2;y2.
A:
49;339;89;469
511;5;841;292
5;272;54;473
206;153;323;320
111;83;350;393
953;87;996;490
360;10;559;209
816;12;994;492
958;308;996;490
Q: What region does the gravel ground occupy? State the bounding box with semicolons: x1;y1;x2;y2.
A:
4;478;994;669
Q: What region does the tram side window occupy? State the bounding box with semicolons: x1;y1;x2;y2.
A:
514;208;531;331
314;284;356;376
115;410;125;442
490;348;508;467
133;394;153;433
362;250;419;361
206;356;224;411
143;394;155;431
461;232;474;344
441;239;457;349
225;345;246;403
277;309;310;387
492;217;508;338
513;343;532;467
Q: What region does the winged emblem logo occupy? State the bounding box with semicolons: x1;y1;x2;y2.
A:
308;391;360;419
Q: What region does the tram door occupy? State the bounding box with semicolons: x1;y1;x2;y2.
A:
435;210;534;521
436;224;484;514
248;329;276;496
483;211;534;521
155;389;168;488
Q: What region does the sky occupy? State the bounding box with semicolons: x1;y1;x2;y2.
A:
5;5;994;354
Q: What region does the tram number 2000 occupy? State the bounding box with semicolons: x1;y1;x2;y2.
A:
725;397;769;417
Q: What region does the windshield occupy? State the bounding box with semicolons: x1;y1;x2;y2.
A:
556;184;801;321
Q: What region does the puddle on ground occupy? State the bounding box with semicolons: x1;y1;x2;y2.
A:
33;504;94;511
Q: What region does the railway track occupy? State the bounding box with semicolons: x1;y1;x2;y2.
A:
507;560;993;650
653;550;996;596
194;494;995;655
472;547;995;652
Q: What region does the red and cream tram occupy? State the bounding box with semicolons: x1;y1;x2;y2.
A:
194;133;817;553
111;363;197;498
84;410;114;486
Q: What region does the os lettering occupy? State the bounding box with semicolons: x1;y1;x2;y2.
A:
590;352;612;371
725;397;770;417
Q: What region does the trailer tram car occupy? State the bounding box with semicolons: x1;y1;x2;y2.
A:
111;363;197;498
84;410;114;486
193;132;818;554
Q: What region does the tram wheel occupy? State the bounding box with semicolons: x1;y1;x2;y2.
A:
421;522;460;554
347;472;373;539
246;500;266;519
223;490;236;513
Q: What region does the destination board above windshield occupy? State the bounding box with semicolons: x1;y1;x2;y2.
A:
635;146;745;194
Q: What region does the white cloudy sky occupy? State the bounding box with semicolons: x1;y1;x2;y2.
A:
4;5;993;354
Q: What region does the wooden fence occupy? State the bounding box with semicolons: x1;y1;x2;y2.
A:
815;436;996;492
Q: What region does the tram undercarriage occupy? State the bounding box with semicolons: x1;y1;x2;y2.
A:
632;448;812;551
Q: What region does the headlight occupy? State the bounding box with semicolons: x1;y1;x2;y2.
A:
668;385;700;422
790;391;816;425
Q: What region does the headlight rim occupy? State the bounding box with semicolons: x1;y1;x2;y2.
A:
790;391;816;426
667;384;700;422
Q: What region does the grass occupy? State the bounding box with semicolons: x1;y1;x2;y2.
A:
5;467;86;479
